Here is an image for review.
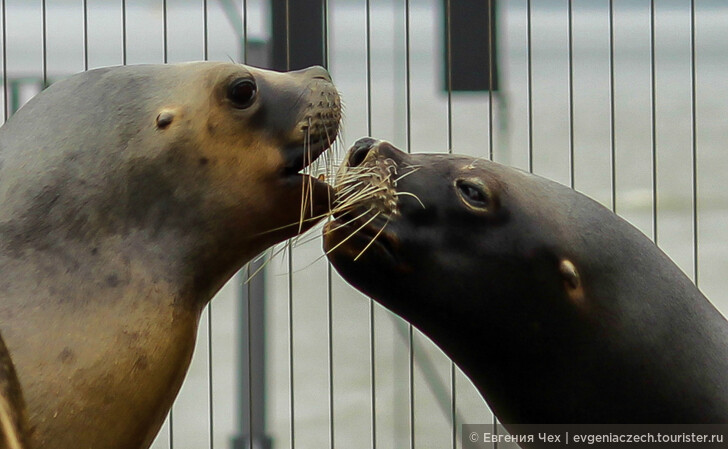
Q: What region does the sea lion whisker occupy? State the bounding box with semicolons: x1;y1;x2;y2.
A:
286;228;342;273
297;129;313;236
255;211;335;236
332;192;388;214
245;247;284;283
336;170;371;182
339;174;378;185
334;181;376;199
321;208;376;237
393;167;422;183
353;217;391;262
336;168;380;183
336;185;389;206
340;179;388;195
306;121;315;218
335;181;366;195
395;191;425;209
290;228;329;248
324;211;381;257
251;247;275;265
332;192;382;213
335;179;382;197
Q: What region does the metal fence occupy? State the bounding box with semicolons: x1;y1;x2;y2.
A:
2;1;727;448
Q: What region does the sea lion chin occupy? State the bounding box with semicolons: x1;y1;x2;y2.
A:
325;138;728;432
0;61;340;449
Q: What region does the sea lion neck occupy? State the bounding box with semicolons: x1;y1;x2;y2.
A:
0;179;244;310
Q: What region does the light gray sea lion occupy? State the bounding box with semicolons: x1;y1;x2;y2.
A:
325;138;728;433
0;62;340;449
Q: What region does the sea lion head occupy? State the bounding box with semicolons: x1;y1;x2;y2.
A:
0;62;341;297
323;137;592;325
324;137;713;425
323;137;632;367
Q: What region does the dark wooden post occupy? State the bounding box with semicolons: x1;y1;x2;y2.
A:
271;0;327;71
445;0;498;91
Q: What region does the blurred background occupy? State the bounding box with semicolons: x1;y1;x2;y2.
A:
1;0;727;448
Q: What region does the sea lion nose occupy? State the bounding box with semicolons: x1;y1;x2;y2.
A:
294;65;332;82
349;137;378;167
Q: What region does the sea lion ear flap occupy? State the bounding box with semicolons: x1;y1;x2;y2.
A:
559;259;585;306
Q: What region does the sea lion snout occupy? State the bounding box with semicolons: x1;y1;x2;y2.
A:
346;138;403;168
260;66;340;175
291;65;332;82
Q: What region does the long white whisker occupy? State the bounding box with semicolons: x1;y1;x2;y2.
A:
395;191;426;209
322;208;375;236
324;212;381;257
394;167;422;183
354;216;391;261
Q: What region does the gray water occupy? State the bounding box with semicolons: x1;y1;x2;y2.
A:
2;0;727;448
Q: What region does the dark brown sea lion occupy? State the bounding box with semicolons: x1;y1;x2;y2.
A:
0;62;340;449
325;138;728;431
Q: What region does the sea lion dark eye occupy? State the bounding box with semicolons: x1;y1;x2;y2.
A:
227;78;257;109
456;180;491;210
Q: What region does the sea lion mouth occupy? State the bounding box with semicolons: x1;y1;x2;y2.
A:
282;136;335;176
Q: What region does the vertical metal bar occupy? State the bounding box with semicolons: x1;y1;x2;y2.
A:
526;0;533;173
450;364;456;449
203;0;208;60
247;264;253;449
322;0;328;66
201;0;212;447
609;0;616;212
366;0;372;137
288;242;294;449
364;1;377;447
650;0;657;244
445;0;452;153
405;0;411;154
327;258;334;449
323;1;335;447
285;0;290;70
487;0;494;161
83;0;88;70
208;302;214;449
242;0;247;64
690;0;698;285
403;2;414;446
163;0;168;63
241;9;251;444
162;2;172;446
121;0;126;65
567;0;574;189
285;0;294;443
41;0;47;88
327;241;335;449
444;1;455;448
408;325;414;449
2;0;6;122
369;298;376;449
